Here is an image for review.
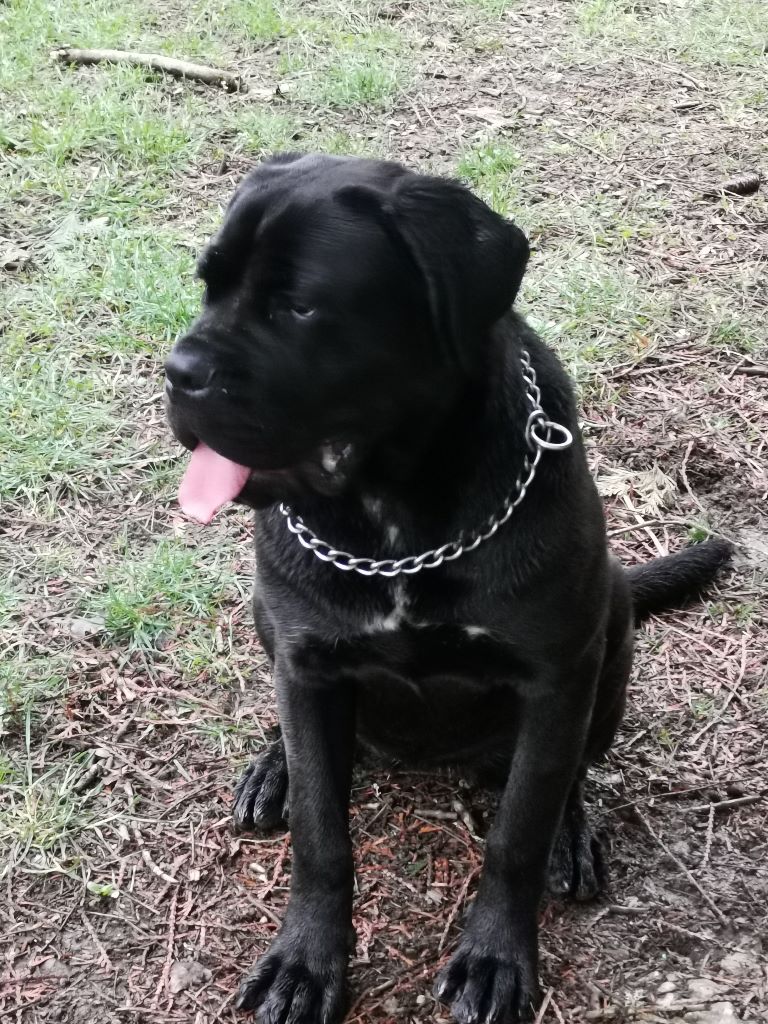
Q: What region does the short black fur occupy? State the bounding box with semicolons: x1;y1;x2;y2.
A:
165;154;732;1024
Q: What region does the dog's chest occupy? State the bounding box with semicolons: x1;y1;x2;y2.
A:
347;611;521;763
354;499;489;639
333;569;528;761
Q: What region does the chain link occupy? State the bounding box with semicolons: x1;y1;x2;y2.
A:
279;350;573;577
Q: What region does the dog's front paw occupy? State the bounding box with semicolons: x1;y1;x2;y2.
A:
236;927;347;1024
435;920;539;1023
233;741;289;832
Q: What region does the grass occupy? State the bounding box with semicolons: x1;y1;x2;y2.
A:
0;756;120;881
457;0;518;13
1;349;145;509
576;0;767;64
456;141;526;217
89;539;236;650
520;250;668;384
277;21;406;107
0;657;70;735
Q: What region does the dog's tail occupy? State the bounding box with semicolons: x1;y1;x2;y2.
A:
627;538;733;623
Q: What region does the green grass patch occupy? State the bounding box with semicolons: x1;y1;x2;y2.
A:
277;21;407;108
316;55;401;107
520;249;668;385
0;584;20;627
0;0;148;90
0;656;70;733
5;222;199;346
234;108;304;155
456;141;526;216
706;316;766;356
7;68;202;171
0;352;134;507
0;756;119;880
88;539;234;650
203;0;292;42
577;0;767;65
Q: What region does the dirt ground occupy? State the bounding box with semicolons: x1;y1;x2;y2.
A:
2;1;767;1022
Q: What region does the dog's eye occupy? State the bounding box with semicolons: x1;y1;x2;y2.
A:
291;305;316;321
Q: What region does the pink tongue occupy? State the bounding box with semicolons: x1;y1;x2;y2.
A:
178;443;251;524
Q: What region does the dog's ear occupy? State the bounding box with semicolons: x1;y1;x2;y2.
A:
338;175;529;367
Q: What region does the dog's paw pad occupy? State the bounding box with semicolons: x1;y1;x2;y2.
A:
232;742;289;833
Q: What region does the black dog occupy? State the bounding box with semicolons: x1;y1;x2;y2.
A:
165;154;731;1024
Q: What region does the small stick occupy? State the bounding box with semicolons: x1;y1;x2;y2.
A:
534;988;554;1023
139;849;178;885
734;364;768;377
679;439;708;519
438;865;480;950
152;888;179;1007
452;799;482;840
72;762;103;794
550;995;566;1024
606;518;670;537
133;827;178;885
53;46;246;93
689;792;765;813
690;633;748;744
660;919;715;944
700;803;715;867
80;911;114;972
637;812;729;926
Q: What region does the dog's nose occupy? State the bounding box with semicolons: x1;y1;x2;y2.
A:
165;346;215;394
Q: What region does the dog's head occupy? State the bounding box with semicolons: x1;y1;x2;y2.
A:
165;153;529;512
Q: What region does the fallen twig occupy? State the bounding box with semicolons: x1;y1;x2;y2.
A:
80;911;114;972
734;364;768;378
534;987;554;1023
700;803;715;867
688;792;766;813
152;888;179;1007
679;439;708;519
53;46;246;93
452;799;482;840
438;865;480;950
586;997;732;1019
72;762;104;795
133;827;178;885
637;812;729;926
690;632;748;744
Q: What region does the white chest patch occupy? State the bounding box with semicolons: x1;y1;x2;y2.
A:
386;523;400;546
363;583;490;639
367;580;409;633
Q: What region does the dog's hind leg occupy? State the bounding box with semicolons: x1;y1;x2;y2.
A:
548;565;634;901
233;740;289;832
547;776;603;901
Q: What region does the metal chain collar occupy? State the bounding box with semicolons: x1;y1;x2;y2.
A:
278;350;573;578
